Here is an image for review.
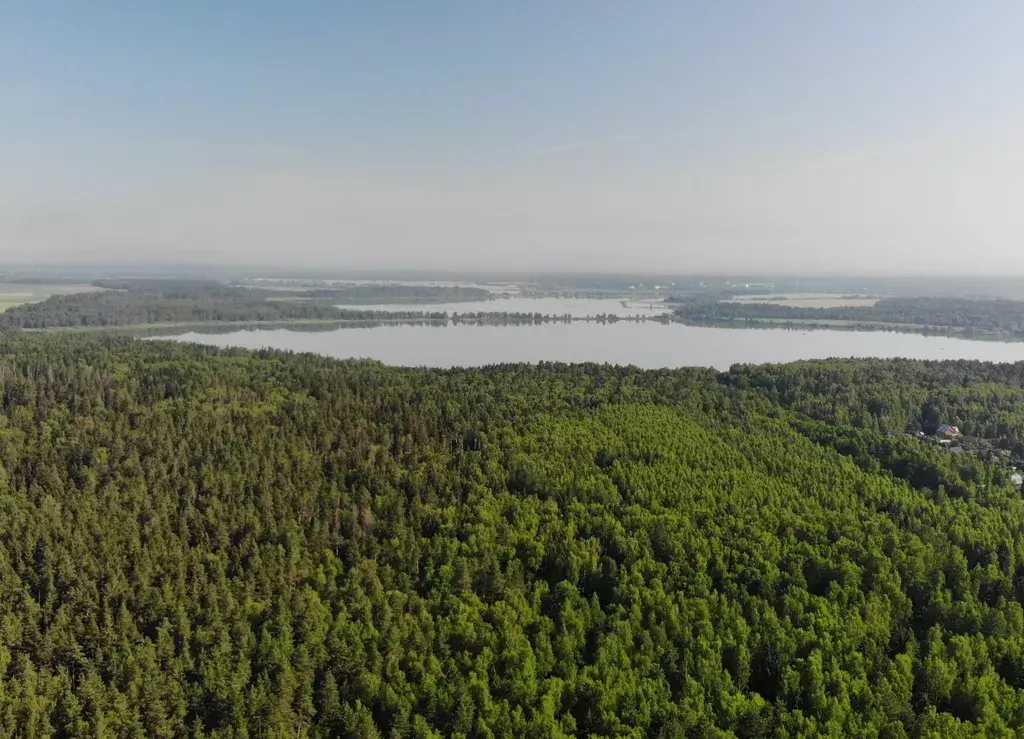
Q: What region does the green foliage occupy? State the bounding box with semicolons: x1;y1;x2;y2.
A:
1;336;1024;736
674;296;1024;338
0;281;493;329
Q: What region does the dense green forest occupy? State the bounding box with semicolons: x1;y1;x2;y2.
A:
2;334;1024;735
672;297;1024;338
0;282;493;329
0;283;342;329
333;310;449;322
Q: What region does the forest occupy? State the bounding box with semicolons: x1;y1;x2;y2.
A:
672;297;1024;338
0;334;1024;736
0;282;493;329
290;285;492;304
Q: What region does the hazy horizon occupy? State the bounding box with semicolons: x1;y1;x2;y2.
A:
3;3;1023;274
10;260;1024;287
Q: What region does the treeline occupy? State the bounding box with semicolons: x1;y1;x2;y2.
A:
0;281;494;329
334;309;449;321
332;311;676;325
0;283;343;328
454;311;567;323
725;358;1024;450
450;312;674;324
673;296;1024;336
1;337;1024;734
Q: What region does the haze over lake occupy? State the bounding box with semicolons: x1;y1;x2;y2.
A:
158;320;1024;370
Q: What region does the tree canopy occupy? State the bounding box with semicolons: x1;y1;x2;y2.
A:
1;336;1024;736
0;282;493;329
673;297;1024;339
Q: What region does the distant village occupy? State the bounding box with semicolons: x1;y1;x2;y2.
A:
916;423;1024;489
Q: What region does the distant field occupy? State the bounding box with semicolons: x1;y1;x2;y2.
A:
0;283;102;311
726;292;881;308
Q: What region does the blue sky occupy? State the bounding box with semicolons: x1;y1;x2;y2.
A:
2;2;1023;272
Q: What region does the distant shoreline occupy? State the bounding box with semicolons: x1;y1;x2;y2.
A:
20;310;1024;344
673;316;1024;342
22;312;673;334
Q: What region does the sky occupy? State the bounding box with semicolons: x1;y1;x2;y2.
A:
2;1;1023;275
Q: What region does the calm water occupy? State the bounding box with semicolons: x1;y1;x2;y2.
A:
349;296;671;317
725;293;880;308
157;321;1024;370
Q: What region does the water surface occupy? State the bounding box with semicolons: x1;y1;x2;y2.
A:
349;296;670;317
725;293;880;308
158;321;1024;370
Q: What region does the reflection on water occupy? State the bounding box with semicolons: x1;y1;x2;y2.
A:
124;321;382;339
151;320;1024;370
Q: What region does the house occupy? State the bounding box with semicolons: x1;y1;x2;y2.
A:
936;424;961;438
1012;472;1023;489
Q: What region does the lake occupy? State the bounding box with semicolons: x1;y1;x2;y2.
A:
348;296;671;317
156;320;1024;370
725;293;880;308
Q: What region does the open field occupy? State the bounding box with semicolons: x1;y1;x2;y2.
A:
0;283;101;311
